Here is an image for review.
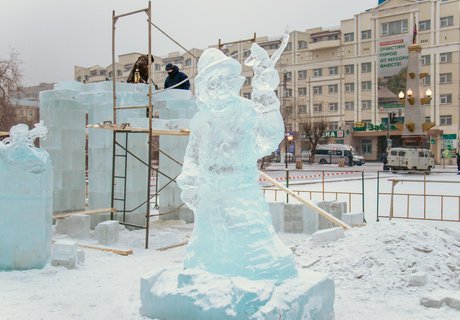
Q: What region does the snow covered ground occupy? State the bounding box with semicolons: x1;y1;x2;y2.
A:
1;174;460;320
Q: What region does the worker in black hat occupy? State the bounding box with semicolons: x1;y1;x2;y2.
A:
164;63;190;90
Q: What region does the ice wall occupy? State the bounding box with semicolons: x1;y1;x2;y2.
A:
40;83;86;213
83;82;148;227
40;81;149;226
155;89;197;222
0;123;52;270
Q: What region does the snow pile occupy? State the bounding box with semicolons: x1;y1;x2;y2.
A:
1;219;459;319
284;221;460;319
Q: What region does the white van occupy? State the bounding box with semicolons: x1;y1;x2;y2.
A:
305;144;365;165
387;147;435;171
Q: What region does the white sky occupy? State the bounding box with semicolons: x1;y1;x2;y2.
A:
0;0;378;86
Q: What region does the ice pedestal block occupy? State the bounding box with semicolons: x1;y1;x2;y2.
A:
140;267;335;320
0;123;52;270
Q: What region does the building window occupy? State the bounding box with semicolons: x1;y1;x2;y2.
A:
440;94;452;104
440;115;452;126
440;16;454;28
439;52;452;63
298;104;307;114
362;100;372;110
298;87;307;96
284;72;292;81
285;43;292;51
298;70;307;80
243;92;251;99
244;77;252;86
425;116;431;123
345;101;354;111
313;103;323;113
243;50;250;58
361;30;372;40
421;74;431;86
29;111;33;117
284;88;293;97
344;32;354;42
345;83;355;93
298;40;308;49
329;66;338;75
361;62;371;73
361;139;372;155
421;55;431;65
155;64;161;71
313;86;322;95
230;50;238;57
90;70;98;76
185;58;192;66
328;84;338;94
329;122;339;130
313;68;322;77
419;20;431;31
361;81;371;91
100;70;106;76
381;19;408;36
329;103;338;112
345;64;354;74
440;73;452;84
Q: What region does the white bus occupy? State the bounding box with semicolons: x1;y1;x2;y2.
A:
302;144;365;165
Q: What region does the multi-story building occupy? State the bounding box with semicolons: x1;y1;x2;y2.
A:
75;0;459;161
9;83;54;127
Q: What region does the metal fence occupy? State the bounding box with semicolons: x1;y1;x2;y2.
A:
376;171;460;222
260;169;365;214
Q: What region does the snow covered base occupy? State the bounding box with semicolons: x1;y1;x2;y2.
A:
140;267;335;320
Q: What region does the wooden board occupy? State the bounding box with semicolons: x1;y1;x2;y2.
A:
87;123;190;136
54;208;117;219
78;243;133;256
0;131;9;137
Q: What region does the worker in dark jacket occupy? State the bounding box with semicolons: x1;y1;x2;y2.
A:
164;63;190;90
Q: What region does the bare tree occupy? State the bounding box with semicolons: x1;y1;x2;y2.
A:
301;118;329;164
0;49;22;131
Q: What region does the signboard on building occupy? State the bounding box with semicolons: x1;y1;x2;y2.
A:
352;122;399;132
378;34;411;109
323;130;350;138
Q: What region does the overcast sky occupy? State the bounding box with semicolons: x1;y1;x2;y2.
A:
0;0;378;86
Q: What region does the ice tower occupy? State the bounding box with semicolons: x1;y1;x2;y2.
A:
141;33;335;319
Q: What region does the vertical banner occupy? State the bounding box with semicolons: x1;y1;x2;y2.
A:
377;34;411;109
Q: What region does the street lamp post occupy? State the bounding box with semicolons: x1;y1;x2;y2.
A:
285;134;293;169
285;133;293;203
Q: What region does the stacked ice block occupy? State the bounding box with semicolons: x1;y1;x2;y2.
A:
154;89;197;222
40;82;86;213
40;81;150;227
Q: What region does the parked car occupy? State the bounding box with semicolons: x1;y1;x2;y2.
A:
387;147;434;171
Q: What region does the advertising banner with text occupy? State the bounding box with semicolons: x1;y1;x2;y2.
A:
378;34;411;109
